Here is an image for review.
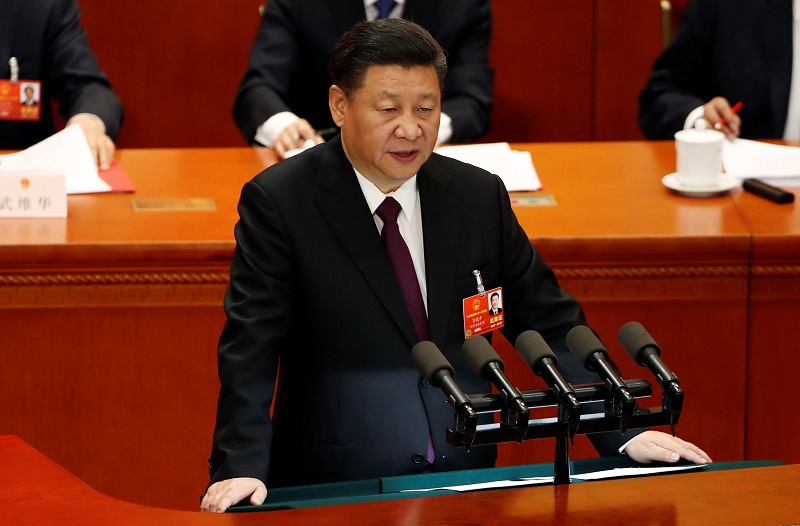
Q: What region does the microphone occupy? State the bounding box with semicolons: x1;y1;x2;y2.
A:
461;336;527;413
515;330;581;440
566;325;635;431
462;336;529;442
617;322;680;392
514;331;580;408
618;321;683;433
411;341;476;419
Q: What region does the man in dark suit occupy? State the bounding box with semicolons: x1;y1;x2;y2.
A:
233;0;493;158
0;0;123;168
639;0;793;140
202;19;710;513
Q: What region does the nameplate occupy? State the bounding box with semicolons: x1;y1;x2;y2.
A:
510;194;557;207
131;198;216;212
0;171;67;218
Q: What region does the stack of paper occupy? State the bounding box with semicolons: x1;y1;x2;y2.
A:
435;142;541;191
0;125;111;194
722;139;800;187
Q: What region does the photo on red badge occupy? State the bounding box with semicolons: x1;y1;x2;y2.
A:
463;286;504;338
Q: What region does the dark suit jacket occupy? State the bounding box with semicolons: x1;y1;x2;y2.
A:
209;136;632;488
233;0;493;145
0;0;123;149
639;0;792;140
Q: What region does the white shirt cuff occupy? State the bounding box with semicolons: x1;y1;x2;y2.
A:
437;112;453;145
67;113;106;133
683;106;707;131
618;435;639;455
254;111;300;147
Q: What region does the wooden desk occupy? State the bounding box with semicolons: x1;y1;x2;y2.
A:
0;148;277;511
730;184;800;464
3;435;800;525
0;142;776;511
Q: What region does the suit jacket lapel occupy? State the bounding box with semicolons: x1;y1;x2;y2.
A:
762;0;793;135
314;136;420;347
418;155;461;349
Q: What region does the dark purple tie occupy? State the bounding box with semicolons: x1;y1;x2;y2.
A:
375;197;429;342
375;197;435;464
374;0;396;19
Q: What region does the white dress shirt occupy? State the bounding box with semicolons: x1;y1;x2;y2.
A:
354;167;428;313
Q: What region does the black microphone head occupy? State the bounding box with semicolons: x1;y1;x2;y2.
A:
565;325;608;371
411;341;454;385
515;330;557;371
461;336;504;379
618;321;661;366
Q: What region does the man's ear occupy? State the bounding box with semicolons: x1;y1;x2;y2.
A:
329;85;347;127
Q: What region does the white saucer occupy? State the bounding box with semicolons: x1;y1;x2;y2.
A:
662;173;740;197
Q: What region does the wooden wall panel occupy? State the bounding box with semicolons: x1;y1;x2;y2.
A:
76;0;261;148
593;0;664;141
485;0;594;143
71;1;663;147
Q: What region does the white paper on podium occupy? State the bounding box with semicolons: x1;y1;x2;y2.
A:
722;139;800;187
568;464;704;481
400;477;553;493
0;125;111;194
435;142;542;191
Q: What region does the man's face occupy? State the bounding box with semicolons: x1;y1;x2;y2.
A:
491;296;499;310
24;87;33;99
330;65;440;193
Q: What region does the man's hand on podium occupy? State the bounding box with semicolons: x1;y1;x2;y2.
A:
200;477;267;513
625;430;712;465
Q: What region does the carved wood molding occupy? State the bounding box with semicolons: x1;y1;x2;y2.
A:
750;265;800;278
750;266;800;300
554;265;748;301
0;271;229;308
554;266;747;280
0;271;229;287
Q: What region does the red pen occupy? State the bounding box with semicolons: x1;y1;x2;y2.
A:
714;101;743;130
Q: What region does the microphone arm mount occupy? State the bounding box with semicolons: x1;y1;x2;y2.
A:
444;378;683;485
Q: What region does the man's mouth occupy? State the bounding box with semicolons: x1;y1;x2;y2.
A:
390;149;419;163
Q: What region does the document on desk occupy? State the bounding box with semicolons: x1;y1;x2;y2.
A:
722;139;800;187
400;477;553;493
0;125;111;194
568;464;704;481
435;142;542;191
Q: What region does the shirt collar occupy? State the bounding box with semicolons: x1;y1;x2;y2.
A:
364;0;406;10
354;168;418;222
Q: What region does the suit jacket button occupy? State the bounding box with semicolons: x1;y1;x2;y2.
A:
412;453;425;464
422;380;430;387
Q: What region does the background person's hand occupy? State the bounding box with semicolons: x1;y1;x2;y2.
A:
69;115;116;170
702;97;741;139
275;119;324;158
